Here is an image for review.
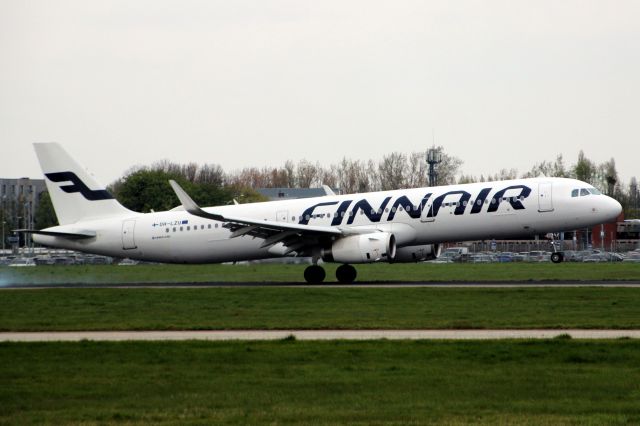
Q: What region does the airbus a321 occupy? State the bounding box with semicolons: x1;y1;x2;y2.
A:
22;143;622;283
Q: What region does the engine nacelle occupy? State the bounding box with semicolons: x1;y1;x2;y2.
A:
322;232;396;264
393;244;441;263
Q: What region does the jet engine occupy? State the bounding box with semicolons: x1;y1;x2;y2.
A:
392;244;441;263
322;232;396;264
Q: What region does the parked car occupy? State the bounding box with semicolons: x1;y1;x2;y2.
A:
495;252;514;262
528;251;550;262
8;258;36;267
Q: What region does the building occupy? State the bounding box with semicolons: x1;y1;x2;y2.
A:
1;178;47;250
257;187;337;201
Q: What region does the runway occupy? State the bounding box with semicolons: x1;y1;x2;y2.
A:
1;329;639;342
3;280;640;289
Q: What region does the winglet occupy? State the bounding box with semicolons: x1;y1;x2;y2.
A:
169;180;225;221
322;185;336;196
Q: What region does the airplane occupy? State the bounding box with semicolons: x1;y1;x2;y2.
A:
20;143;622;284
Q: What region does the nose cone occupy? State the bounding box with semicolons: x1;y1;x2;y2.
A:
603;196;622;223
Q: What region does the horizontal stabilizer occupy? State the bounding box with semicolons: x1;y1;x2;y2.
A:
14;229;96;239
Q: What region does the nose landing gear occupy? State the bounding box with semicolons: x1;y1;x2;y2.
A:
550;233;564;263
550;252;564;264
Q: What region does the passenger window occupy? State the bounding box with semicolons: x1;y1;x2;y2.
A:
201;225;204;230
166;228;169;233
208;224;211;229
580;188;590;196
180;226;183;231
187;226;190;231
173;227;176;232
571;189;579;197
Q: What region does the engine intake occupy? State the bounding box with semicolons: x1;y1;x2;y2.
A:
323;232;396;264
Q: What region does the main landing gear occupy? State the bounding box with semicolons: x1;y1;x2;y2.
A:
303;264;358;284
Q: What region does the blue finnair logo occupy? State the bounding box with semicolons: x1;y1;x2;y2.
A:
298;184;532;225
45;172;114;201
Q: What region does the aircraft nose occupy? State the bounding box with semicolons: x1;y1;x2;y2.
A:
603;196;622;222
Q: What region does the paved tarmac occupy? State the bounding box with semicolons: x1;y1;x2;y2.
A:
1;329;639;342
3;281;640;289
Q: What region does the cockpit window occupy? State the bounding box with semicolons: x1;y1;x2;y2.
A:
571;189;579;197
580;188;590;196
588;188;602;195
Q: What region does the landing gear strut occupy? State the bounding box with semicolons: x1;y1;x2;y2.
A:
304;264;326;284
336;264;357;284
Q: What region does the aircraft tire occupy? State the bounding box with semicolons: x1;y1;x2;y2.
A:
304;265;326;284
550;252;564;264
336;264;357;284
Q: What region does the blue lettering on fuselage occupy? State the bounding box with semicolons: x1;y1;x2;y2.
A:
299;184;533;225
487;185;531;212
346;197;392;224
387;194;432;220
298;201;339;225
428;190;472;217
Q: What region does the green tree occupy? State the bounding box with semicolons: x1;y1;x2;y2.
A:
34;191;58;229
573;150;596;183
110;168;266;213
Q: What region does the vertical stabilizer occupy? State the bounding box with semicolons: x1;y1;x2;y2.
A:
34;143;134;225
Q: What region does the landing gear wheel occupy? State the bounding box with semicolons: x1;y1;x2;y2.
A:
551;252;564;264
336;264;357;284
304;265;326;284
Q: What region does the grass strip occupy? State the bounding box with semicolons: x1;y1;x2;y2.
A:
1;262;639;285
1;287;640;331
1;340;639;425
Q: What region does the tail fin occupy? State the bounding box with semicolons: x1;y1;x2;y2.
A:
34;143;134;225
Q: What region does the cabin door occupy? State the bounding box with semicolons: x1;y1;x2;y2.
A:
122;219;137;250
538;182;554;212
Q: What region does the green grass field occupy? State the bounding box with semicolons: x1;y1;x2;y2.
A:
2;287;640;331
1;340;639;425
1;262;639;285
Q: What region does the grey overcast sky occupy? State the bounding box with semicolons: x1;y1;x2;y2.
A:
1;1;638;185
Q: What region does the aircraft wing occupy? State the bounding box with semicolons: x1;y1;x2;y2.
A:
169;180;351;254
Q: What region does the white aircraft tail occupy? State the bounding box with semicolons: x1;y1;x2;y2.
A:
34;143;134;225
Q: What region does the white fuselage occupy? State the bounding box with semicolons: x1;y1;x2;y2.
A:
33;177;622;263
